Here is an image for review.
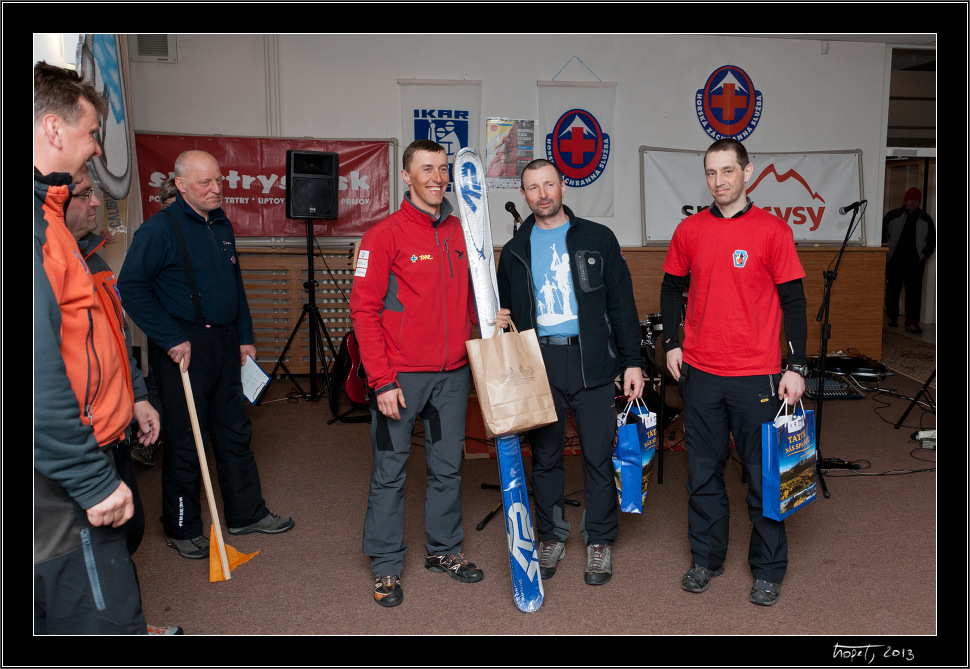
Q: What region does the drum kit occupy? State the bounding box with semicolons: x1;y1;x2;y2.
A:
639;312;684;412
639;312;663;349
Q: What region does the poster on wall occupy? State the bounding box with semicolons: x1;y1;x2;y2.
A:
484;118;535;189
134;134;390;237
538;81;615;217
641;148;865;244
399;79;481;199
77;34;138;248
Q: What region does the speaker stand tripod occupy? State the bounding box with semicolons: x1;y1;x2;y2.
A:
269;219;338;401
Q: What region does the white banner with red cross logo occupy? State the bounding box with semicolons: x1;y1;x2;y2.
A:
538;81;616;218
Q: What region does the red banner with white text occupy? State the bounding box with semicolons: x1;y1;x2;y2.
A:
134;134;391;237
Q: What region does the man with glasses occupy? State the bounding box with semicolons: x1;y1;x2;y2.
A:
119;150;293;561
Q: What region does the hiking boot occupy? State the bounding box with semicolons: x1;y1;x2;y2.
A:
374;575;403;608
538;540;565;579
228;512;294;535
424;553;484;583
584;544;612;585
130;443;155;466
750;579;781;606
146;624;184;635
166;535;209;559
682;562;724;593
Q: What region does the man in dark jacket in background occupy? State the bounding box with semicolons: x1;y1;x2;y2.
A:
497;159;644;587
882;186;936;334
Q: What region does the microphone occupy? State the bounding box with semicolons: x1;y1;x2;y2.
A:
839;200;866;215
506;201;522;234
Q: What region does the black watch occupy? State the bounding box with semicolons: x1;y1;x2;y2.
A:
786;363;809;377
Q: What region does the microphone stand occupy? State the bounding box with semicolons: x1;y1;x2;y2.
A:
812;202;866;497
505;201;522;235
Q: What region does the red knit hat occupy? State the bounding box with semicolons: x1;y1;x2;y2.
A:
904;187;922;201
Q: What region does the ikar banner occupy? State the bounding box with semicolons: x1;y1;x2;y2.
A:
399;79;482;199
641;148;864;244
134;133;391;237
538;81;616;218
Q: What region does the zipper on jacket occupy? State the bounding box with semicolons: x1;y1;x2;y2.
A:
435;229;449;371
83;311;98;426
80;528;107;611
443;237;455;278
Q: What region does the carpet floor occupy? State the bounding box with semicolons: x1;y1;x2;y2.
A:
55;334;950;664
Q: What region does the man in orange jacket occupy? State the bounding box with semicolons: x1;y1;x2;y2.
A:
33;61;149;634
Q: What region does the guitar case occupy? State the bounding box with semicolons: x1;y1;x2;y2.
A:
327;331;370;424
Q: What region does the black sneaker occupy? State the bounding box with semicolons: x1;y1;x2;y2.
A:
424;553;484;583
228;512;294;535
166;535;209;559
750;579;781;606
374;575;403;608
682;562;724;593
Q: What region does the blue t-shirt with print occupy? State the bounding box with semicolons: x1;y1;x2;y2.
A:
531;223;579;337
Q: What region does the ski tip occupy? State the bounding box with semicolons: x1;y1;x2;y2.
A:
515;598;544;613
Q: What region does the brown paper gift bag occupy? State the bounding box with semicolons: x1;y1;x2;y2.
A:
465;321;558;438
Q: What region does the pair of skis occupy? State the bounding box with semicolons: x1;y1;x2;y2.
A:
453;147;543;613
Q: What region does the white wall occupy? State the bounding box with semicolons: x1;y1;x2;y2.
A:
126;34;893;249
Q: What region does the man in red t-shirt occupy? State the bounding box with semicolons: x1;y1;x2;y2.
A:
660;138;807;607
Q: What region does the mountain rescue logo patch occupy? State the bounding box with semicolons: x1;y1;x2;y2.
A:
545;108;610;188
696;65;763;141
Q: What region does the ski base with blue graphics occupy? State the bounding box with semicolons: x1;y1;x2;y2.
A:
453;147;543;613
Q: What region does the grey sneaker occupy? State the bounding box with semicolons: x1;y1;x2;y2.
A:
584;544;612;585
750;579;781;606
538;540;565;579
228;512;294;535
166;534;209;559
682;562;724;593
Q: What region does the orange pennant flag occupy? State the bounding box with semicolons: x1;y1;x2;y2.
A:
209;524;259;582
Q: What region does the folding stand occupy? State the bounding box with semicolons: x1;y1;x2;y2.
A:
894;369;936;430
476;482;580;531
268;219;337;401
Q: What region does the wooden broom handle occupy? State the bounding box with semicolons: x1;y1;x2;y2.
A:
180;366;232;580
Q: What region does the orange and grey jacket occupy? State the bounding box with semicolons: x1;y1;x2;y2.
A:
34;170;132;561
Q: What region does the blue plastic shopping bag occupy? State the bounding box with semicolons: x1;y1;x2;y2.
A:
761;400;817;521
612;398;657;514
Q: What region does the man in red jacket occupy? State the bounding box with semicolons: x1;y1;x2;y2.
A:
350;139;483;608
